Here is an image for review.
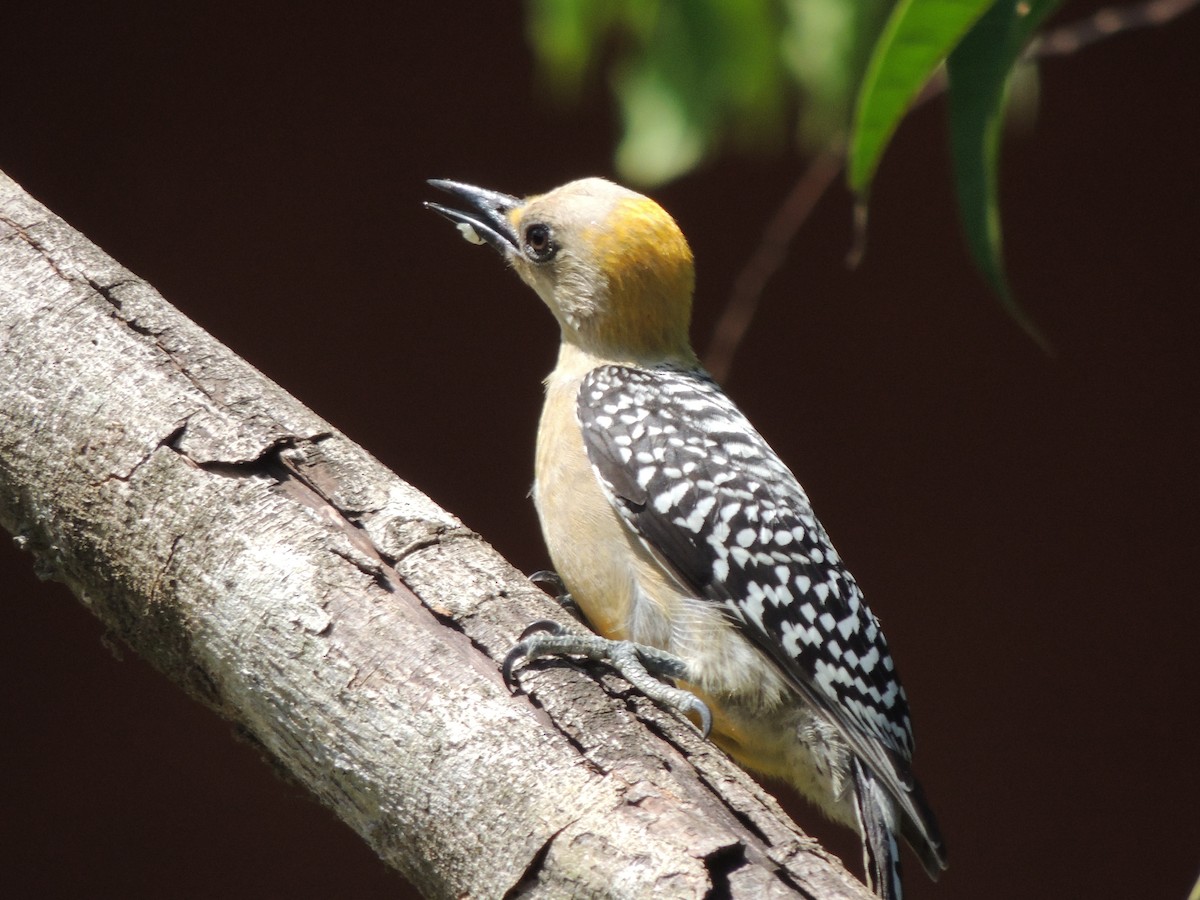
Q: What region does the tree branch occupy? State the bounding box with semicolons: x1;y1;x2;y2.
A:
0;170;873;899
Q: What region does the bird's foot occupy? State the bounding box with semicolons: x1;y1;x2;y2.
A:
503;620;712;738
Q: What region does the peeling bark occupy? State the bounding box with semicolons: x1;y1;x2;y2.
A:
0;170;872;899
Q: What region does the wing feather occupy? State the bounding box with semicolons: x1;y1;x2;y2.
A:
577;365;924;806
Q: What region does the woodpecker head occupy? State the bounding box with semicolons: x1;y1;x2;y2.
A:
427;177;696;364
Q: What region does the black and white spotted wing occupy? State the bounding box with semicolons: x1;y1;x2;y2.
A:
577;364;916;767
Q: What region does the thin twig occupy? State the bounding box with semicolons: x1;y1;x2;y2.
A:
702;142;843;382
702;0;1198;379
1032;0;1198;58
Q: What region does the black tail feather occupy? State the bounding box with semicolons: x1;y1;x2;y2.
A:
899;774;948;881
853;757;903;900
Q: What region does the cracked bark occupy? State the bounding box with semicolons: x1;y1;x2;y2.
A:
0;169;873;900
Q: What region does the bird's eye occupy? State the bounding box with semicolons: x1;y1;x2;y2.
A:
523;223;556;262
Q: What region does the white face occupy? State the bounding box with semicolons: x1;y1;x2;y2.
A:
506;183;633;333
505;179;695;361
430;177;694;361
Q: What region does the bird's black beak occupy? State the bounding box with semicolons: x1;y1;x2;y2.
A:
425;179;521;256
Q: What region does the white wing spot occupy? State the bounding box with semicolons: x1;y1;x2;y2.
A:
742;583;766;630
653;480;690;514
837;615;859;640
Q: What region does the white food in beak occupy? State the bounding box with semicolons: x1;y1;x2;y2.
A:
456;222;485;245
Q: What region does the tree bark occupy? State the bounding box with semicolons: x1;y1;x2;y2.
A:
0;169;871;899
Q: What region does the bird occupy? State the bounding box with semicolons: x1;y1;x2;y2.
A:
425;176;946;899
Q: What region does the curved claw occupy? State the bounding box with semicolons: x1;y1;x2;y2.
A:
519;619;566;642
501;644;527;687
502;620;567;687
529;570;564;593
683;695;713;739
501;640;537;687
528;570;582;620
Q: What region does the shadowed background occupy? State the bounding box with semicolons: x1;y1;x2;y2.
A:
2;3;1197;898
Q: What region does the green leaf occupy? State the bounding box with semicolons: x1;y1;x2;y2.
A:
612;1;790;185
947;0;1061;349
849;0;993;192
613;65;707;186
527;1;792;187
525;0;614;100
780;0;891;150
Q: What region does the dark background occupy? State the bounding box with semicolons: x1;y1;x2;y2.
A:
3;3;1197;898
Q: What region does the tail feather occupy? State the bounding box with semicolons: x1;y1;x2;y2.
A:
900;775;948;881
852;758;903;900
